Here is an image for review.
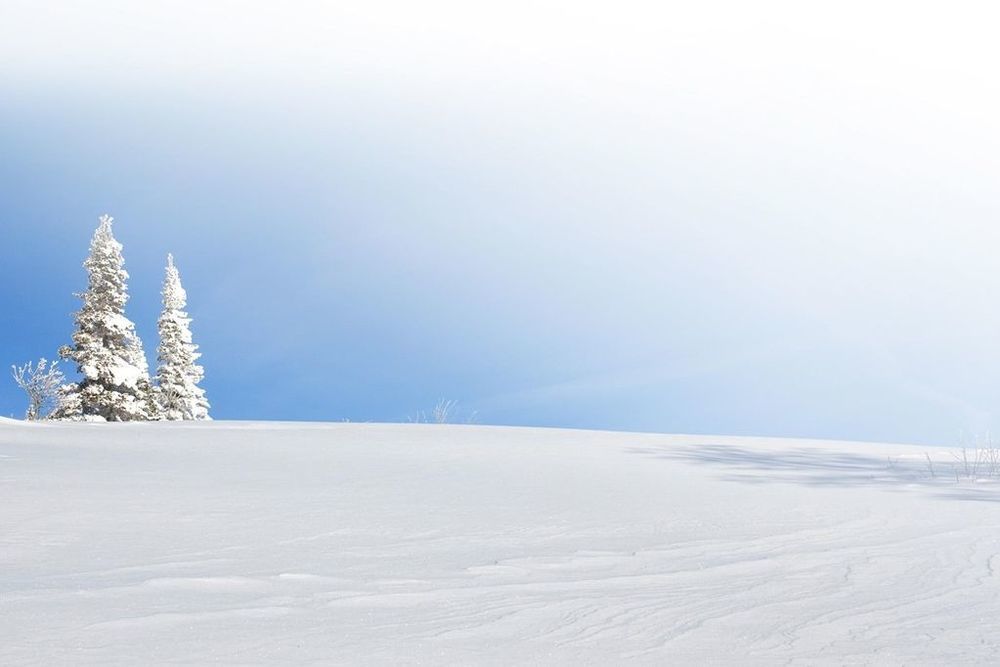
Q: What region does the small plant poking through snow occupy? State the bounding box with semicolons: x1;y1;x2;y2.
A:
410;399;478;424
950;433;1000;481
924;434;1000;482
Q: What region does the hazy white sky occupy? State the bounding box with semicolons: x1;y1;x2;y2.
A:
2;1;1000;442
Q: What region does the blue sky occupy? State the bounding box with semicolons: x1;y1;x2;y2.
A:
2;1;1000;444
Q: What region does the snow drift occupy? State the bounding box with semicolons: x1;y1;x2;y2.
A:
2;420;999;664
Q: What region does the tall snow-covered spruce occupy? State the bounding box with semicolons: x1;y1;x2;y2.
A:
156;254;210;420
59;215;158;421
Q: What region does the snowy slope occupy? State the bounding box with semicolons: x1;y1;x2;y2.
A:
2;421;999;665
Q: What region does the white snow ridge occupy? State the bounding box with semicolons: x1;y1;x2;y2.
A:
2;420;999;664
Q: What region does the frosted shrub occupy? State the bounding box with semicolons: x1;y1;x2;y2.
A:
11;358;65;420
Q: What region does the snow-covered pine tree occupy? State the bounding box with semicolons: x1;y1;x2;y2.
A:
50;382;83;421
156;254;210;420
59;215;158;421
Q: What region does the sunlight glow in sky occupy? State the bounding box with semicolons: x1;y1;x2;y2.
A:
2;1;999;443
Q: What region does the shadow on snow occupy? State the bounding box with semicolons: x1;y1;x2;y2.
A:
628;443;1000;503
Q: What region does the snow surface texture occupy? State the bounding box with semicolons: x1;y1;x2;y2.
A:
3;421;999;665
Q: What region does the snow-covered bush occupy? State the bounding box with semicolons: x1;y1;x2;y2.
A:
59;215;158;421
11;358;66;420
156;254;210;420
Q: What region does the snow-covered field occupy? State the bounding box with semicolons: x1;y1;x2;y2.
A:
3;419;999;665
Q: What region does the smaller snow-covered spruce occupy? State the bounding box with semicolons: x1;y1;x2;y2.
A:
156;254;210;420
